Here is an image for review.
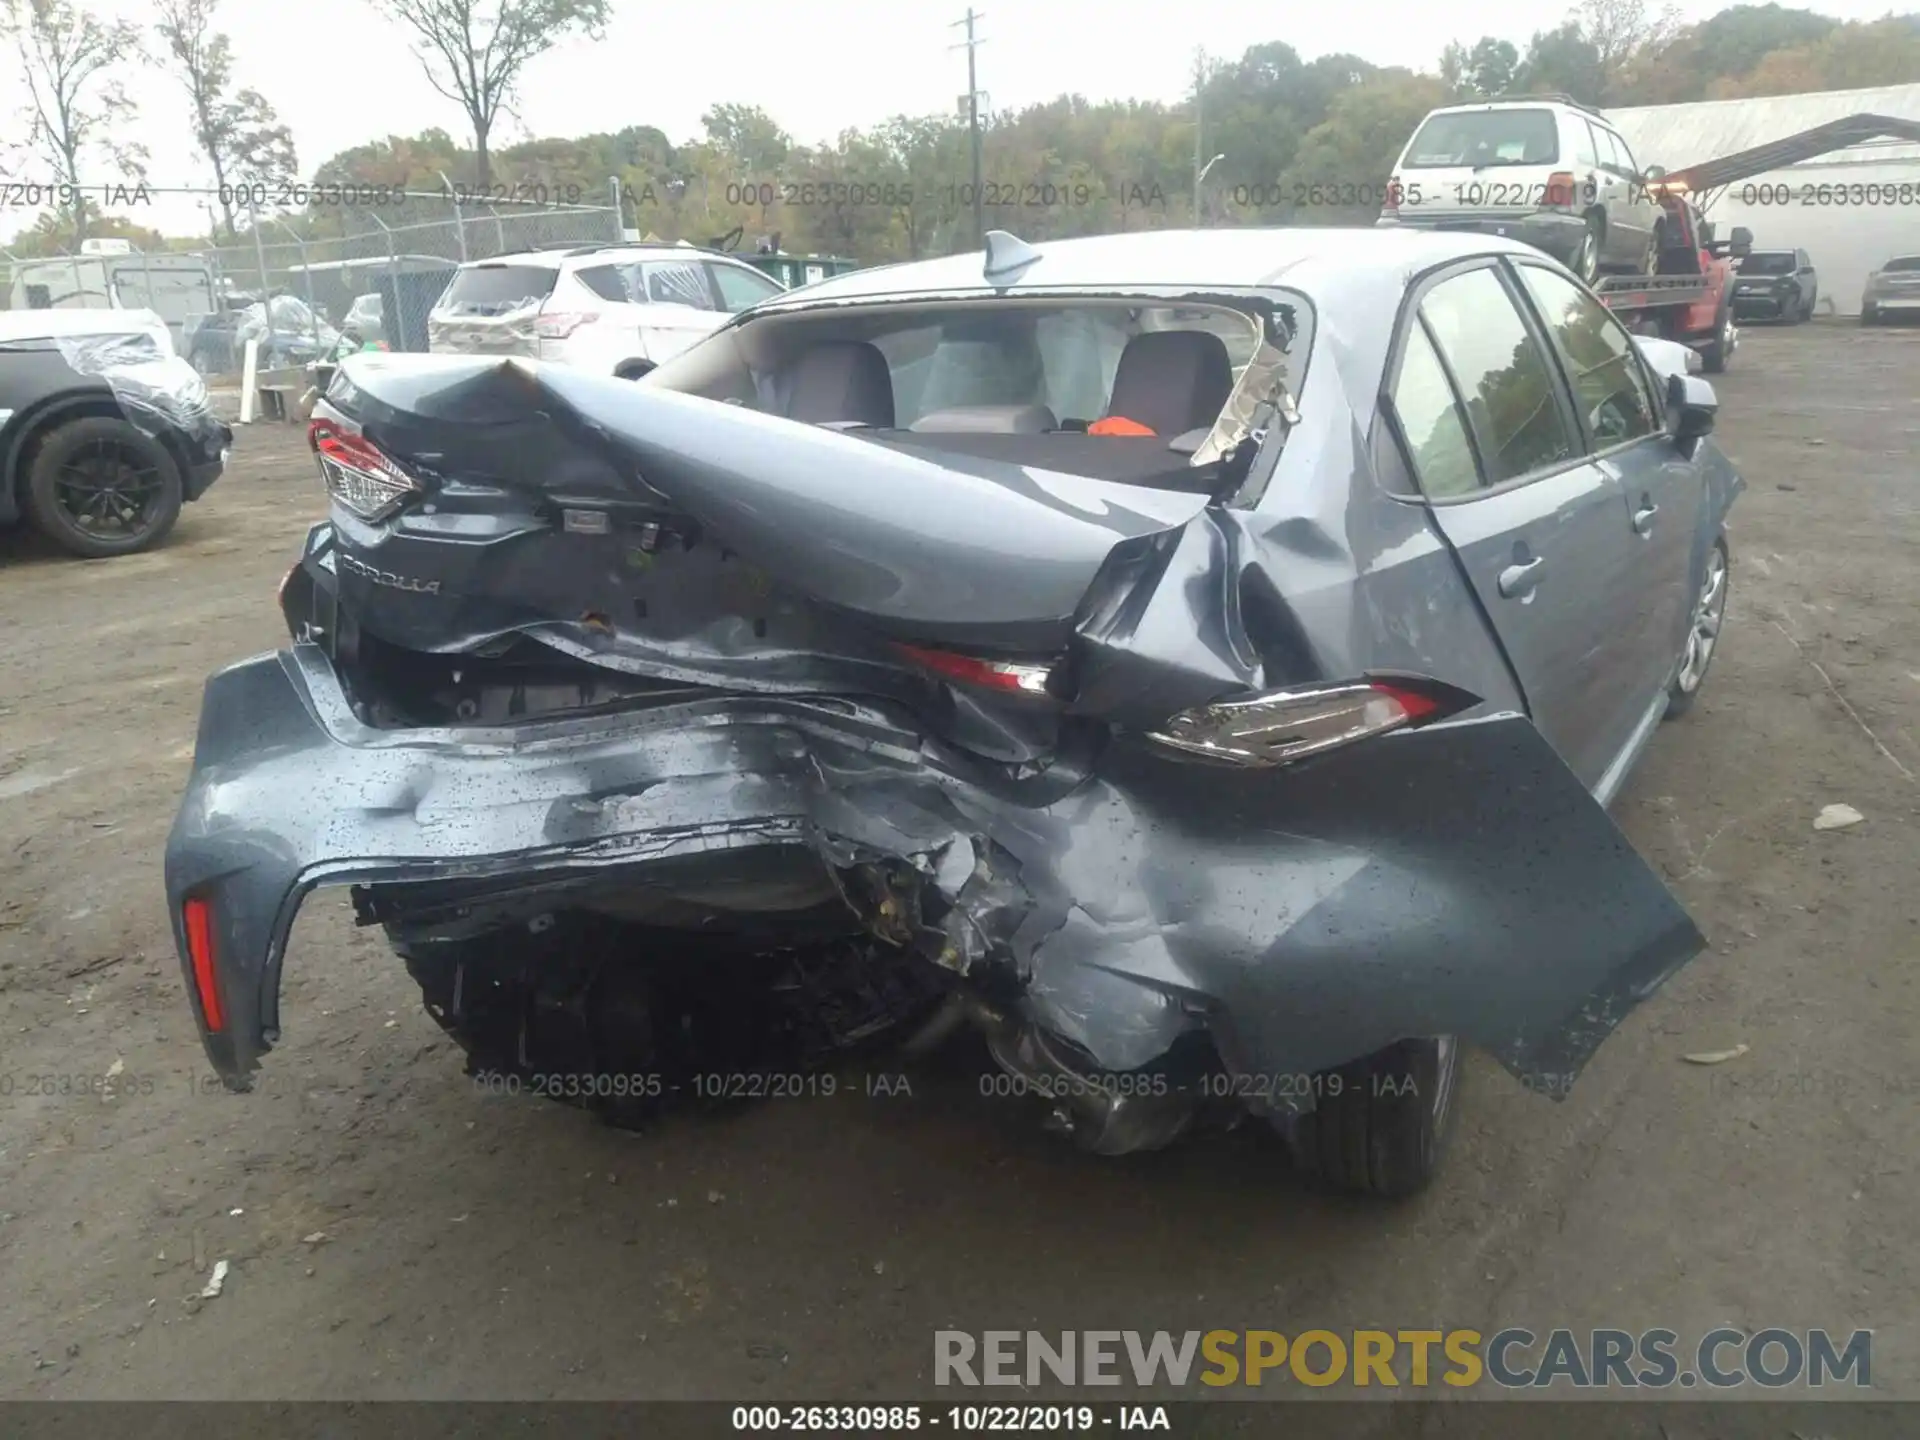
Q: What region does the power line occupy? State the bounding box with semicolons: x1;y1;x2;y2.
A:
950;9;986;248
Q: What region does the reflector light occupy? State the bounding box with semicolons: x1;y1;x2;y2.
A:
182;896;226;1032
893;642;1056;695
1146;678;1467;768
309;417;419;522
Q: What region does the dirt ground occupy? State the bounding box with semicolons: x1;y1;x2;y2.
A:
0;322;1915;1405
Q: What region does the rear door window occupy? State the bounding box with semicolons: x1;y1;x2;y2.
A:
1418;266;1578;485
1608;129;1642;178
437;264;557;315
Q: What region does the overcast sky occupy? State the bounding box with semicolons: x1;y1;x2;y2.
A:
7;0;1905;236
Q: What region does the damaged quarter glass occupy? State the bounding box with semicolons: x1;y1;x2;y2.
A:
164;225;1742;1199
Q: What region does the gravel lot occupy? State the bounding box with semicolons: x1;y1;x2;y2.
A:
1;322;1915;1405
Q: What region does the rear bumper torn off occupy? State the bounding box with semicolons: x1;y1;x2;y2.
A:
166;644;1704;1109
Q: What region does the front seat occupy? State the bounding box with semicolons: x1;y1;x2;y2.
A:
783;340;896;428
1103;330;1233;438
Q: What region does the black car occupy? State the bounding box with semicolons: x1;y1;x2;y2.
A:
185;303;330;376
183;309;243;376
1;312;230;557
1731;248;1817;322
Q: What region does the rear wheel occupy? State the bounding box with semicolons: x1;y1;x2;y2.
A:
1861;303;1879;326
1665;538;1728;719
22;416;184;558
1637;219;1663;276
1573;214;1604;284
1287;1036;1463;1198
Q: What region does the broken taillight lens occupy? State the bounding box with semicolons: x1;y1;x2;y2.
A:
1145;677;1472;768
892;642;1057;696
309;417;420;523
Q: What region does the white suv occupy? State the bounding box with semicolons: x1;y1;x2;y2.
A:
1377;97;1665;284
426;244;786;377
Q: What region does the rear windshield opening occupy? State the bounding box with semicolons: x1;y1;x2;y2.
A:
1739;253;1796;275
1882;256;1920;273
642;296;1308;493
1403;109;1559;168
437;264;558;316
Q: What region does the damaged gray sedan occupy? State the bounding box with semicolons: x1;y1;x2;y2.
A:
165;227;1742;1196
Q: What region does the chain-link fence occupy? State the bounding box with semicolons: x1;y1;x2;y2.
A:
2;184;625;378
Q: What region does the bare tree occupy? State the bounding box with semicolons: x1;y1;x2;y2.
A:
377;0;613;192
154;0;297;241
1573;0;1683;91
1;0;145;242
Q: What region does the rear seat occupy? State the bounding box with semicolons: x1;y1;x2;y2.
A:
781;340;896;428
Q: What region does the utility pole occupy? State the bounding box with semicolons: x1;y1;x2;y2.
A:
1192;47;1207;223
952;9;986;247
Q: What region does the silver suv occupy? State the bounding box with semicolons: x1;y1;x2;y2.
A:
1378;97;1666;283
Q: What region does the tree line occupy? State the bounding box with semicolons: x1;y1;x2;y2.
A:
4;0;1920;261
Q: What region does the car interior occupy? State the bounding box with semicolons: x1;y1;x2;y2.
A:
647;298;1293;491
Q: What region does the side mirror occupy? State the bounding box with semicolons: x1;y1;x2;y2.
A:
1666;372;1716;450
1729;225;1753;258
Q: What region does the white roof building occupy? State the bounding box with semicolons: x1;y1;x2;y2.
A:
1606;83;1920;315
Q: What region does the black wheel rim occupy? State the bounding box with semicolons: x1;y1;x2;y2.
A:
53;438;167;540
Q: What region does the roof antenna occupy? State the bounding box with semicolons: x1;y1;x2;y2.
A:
983;229;1042;285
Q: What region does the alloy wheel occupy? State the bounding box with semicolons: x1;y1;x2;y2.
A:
52;438;169;542
1429;1036;1460;1125
1676;547;1728;694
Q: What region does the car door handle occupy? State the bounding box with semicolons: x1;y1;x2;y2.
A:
1633;502;1658;535
1498;557;1546;597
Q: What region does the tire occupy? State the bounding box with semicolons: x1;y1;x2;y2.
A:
1701;298;1735;374
22;416;184;559
1573;213;1604;284
1786;288;1805;324
1861;304;1879;326
1287;1036;1463;1198
1637;219;1663;276
1800;291;1815;322
1665;538;1728;719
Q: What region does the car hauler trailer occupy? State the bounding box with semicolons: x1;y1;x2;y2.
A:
1592;188;1749;373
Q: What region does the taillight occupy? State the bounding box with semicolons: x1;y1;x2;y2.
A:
1145;677;1473;767
892;642;1056;695
182;896;226;1033
309;416;419;522
535;312;599;339
1545;171;1577;208
1382;175;1403;215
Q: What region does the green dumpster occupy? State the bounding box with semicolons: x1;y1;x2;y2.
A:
743;253;860;290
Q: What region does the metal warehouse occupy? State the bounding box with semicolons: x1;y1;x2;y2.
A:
1607;82;1920;317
